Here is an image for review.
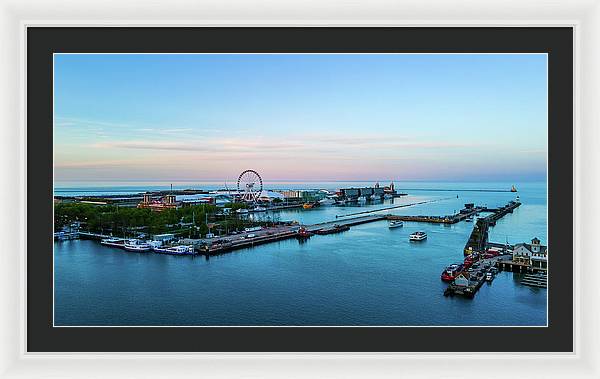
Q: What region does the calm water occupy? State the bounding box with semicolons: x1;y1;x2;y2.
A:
54;181;547;326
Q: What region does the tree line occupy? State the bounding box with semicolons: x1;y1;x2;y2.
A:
54;202;266;238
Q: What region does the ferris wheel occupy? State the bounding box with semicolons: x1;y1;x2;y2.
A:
237;169;263;203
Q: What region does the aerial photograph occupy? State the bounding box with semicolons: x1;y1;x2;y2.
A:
53;53;548;326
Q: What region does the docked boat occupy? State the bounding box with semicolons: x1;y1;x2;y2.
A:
485;272;494;282
296;227;314;239
252;206;267;212
236;208;249;214
314;224;350;235
303;202;319;209
388;220;403;228
383;193;393;199
441;263;464;282
369;194;381;202
100;237;125;248
153;245;195;255
357;196;367;203
465;216;473;222
319;198;336;206
124;239;152;252
409;231;427;241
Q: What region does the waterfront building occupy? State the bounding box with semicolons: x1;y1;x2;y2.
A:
137;192;180;211
512;238;548;269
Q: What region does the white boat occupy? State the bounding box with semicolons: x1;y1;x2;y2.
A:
319;198;335;205
388;220;403;228
124;239;152;252
236;208;249;214
384;193;393;199
252;206;267;212
357;196;367;203
409;231;427;241
100;237;125;248
465;216;473;222
485;272;494;282
370;194;381;202
153;245;195;255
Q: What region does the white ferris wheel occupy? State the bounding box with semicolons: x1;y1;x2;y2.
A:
237;169;263;203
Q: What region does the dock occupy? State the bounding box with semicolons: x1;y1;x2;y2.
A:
443;200;524;298
463;200;521;255
444;254;511;298
306;214;386;232
335;197;455;218
519;272;548;288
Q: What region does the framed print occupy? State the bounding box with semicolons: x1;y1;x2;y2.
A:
0;0;598;377
28;26;572;351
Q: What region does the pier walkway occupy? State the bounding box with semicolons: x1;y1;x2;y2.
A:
305;215;386;232
463;200;521;255
335;197;455;219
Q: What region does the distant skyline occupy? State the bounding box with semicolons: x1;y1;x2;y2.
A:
54;53;548;183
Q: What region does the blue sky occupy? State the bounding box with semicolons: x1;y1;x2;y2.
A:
54;53;547;183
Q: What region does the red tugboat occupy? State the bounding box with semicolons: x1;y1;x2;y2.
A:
296;227;314;239
441;263;464;282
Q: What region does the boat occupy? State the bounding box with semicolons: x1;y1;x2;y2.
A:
100;237;125;248
485;272;494;282
357;196;367;203
296;227;314;239
383;193;393;199
369;194;381;202
511;185;518;192
314;224;350;235
465;216;473;222
303;202;317;209
153;245;195;255
236;208;249;214
252;206;267;212
388;220;403;228
441;263;464;282
409;231;427;241
319;198;336;206
124;239;152;252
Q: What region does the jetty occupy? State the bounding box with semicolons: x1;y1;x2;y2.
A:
444;254;510;298
463;200;521;255
443;200;525;298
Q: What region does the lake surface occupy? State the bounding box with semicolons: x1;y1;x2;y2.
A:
54;181;547;326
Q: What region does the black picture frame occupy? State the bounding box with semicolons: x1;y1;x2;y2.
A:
28;27;573;352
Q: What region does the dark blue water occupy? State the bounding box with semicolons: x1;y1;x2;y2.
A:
54;181;547;326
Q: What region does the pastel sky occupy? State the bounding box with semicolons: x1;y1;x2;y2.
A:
54;53;547;183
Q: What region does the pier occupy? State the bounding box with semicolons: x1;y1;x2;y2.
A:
444;254;511;298
335;197;455;219
443;200;525;298
463;200;521;255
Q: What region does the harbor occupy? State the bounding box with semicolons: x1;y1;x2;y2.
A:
54;181;548;326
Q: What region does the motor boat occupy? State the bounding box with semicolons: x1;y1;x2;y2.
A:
388;220;403;228
124;239;152;252
409;231;427;241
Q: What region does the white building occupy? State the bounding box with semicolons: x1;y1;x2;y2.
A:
512;237;548;269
